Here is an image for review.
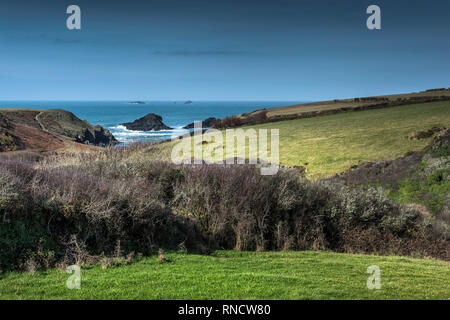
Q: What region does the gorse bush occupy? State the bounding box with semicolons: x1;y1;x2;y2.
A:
0;146;449;271
0;168;20;208
0;157;203;271
172;166;440;254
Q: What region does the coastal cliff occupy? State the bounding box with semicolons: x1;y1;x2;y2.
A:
0;108;118;152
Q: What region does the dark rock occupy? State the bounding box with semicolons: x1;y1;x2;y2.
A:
183;117;218;129
66;123;118;147
93;126;119;146
184;100;193;104
121;113;172;131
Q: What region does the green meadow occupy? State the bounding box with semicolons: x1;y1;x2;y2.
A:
259;102;449;178
1;251;449;300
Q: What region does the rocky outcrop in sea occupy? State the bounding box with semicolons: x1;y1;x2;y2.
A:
121;113;172;131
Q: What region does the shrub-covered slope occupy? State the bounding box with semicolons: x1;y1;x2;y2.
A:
1;137;449;272
330;129;449;237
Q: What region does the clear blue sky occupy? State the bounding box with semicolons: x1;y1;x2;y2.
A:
0;0;449;101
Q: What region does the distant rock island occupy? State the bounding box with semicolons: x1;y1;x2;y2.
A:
183;117;218;129
121;113;172;131
129;101;146;104
184;100;193;104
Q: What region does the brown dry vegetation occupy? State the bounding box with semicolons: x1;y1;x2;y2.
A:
1;136;449;272
7;122;65;152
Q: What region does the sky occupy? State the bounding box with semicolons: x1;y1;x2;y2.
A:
0;0;449;101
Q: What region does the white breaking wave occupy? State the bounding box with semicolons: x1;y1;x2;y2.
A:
109;125;189;143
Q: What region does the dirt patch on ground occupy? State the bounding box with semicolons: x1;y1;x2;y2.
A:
408;127;447;140
327;152;422;187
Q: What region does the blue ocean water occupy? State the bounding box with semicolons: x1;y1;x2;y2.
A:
0;101;302;143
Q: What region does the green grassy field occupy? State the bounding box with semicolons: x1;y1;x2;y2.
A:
1;251;449;300
147;101;450;179
246;101;450;178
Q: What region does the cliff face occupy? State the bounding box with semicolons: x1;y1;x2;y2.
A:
121;113;172;131
36;109;118;146
0;109;118;152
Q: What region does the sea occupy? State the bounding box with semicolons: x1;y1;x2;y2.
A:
0;101;302;144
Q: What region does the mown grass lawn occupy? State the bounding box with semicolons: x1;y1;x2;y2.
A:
146;101;450;179
1;251;449;300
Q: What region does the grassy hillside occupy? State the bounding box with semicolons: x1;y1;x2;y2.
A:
145;101;450;179
1;251;449;300
257;101;450;178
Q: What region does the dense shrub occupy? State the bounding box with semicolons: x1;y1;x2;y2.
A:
212;116;243;129
0;148;449;271
0;159;204;271
172;166;444;255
